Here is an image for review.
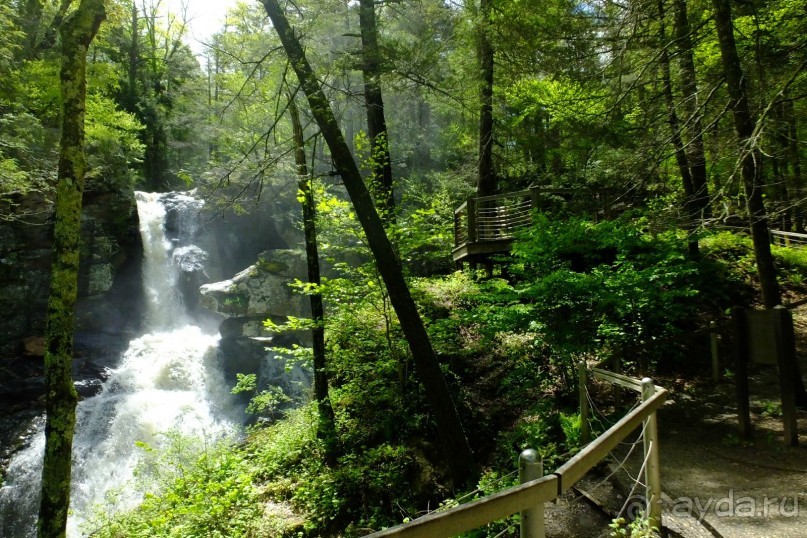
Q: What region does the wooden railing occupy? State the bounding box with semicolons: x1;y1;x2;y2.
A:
367;372;667;538
770;229;807;247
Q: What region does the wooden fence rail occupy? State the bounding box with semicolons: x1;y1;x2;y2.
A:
368;372;667;538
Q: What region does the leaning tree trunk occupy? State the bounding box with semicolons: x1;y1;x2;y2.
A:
38;1;105;537
657;0;699;256
288;95;337;461
712;0;781;309
358;0;395;223
476;0;495;197
673;0;711;224
262;0;478;486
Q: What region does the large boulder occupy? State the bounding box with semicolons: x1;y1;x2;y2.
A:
199;250;309;320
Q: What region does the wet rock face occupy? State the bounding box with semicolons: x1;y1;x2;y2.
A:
0;189;144;357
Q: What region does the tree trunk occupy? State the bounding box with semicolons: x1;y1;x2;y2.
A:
712;0;780;308
261;0;478;486
288;95;337;461
125;1;139;113
38;2;105;537
657;0;699;256
786;99;804;232
673;0;711;223
477;0;495;196
358;0;395;223
19;0;44;55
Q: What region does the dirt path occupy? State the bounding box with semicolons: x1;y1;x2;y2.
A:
607;308;807;538
656;373;807;538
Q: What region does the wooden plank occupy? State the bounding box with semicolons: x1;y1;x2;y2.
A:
771;230;807;240
451;239;514;262
367;475;558;538
554;389;667;492
591;368;643;392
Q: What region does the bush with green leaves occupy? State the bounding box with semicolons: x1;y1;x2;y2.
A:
507;215;721;380
92;432;264;538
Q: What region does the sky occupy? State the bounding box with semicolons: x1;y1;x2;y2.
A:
166;0;243;56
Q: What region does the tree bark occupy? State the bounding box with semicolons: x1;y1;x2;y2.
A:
38;1;105;537
786;99;803;231
19;0;44;55
673;0;711;223
477;0;495;196
657;0;699;256
262;0;478;486
712;0;781;309
288;95;337;461
358;0;395;223
125;1;139;113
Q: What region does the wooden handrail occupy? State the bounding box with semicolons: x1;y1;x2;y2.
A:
555;387;667;492
367;376;667;537
368;475;558;537
590;367;644;392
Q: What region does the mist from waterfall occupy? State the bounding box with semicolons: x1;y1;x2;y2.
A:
0;191;238;537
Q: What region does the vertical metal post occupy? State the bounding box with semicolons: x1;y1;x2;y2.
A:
579;361;590;444
519;449;545;538
641;378;662;532
710;321;720;383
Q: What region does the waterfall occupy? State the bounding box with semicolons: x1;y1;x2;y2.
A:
0;191;237;537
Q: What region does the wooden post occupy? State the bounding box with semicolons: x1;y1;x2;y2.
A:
772;306;799;446
519;449;545;538
467;197;478;244
710;321;720;383
641;378;662;532
732;307;753;439
579;361;590;445
529;187;540;214
612;353;622;408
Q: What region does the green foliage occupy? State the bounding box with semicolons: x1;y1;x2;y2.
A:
85;93;145;190
93;432;264;538
510;215;707;377
609;513;658;537
232;372;296;419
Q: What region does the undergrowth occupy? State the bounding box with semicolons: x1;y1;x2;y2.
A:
94;220;807;537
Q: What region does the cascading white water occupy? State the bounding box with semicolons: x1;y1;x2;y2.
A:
0;191;237;537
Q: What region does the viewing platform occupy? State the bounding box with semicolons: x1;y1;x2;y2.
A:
453;187;612;265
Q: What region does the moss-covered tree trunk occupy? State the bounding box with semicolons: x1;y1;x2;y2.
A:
262;0;478;486
38;1;105;537
288;95;337;461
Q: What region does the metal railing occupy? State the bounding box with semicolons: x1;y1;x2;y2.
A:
454;188;579;248
368;370;667;538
